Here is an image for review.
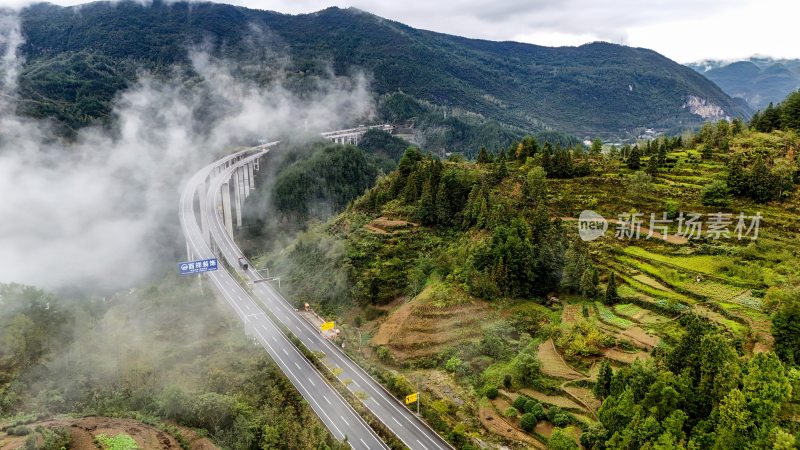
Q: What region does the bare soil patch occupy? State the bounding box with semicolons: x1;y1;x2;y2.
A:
632;274;672;292
371;291;489;361
563;386;601;413
518;389;586;412
366;217;416;234
534;421;554;438
561;304;582;326
620;326;660;350
479;403;546;449
603;348;649;364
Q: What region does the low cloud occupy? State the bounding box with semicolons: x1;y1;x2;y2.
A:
0;10;373;293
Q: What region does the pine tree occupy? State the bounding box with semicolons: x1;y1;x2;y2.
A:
516;136;539;160
604;272;619;305
551;147;573;178
763;103;782;131
590;138;603;156
646;155;659;176
748;154;777;202
542;143;554;174
418;177;437;225
593;360;613;399
402;169;424;203
476;146;490;164
493;152;508;182
561;239;589;293
727;154;747;195
781;90;800;132
580;266;598;298
627;146;641;170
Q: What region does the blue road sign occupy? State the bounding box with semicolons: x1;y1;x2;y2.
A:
178;258;219;275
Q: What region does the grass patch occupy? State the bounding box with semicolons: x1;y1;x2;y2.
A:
96;434;139;450
623;247;761;287
594;302;634;329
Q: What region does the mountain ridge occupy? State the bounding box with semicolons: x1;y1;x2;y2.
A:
688;56;800;109
16;1;748;143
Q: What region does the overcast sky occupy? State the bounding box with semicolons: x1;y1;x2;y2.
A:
2;0;798;62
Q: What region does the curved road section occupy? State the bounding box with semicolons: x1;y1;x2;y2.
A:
179;146;388;450
181;137;453;450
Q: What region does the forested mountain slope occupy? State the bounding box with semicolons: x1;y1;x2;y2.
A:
17;1;747;144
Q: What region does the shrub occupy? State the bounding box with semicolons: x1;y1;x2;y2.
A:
513;395;530;412
523;399;539;414
553;412;572;427
96;433;140;450
504;407;518;418
528;402;545;420
548;406;564;422
376;346;391;361
445;356;463;373
664;199;681;219
485;386;499;399
550;428;580;450
8;426;32;436
503;374;513;389
701;180;731;207
519;413;537;432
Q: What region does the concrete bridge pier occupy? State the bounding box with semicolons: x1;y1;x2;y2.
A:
221;180;234;236
199;179;211;245
233;168;243;229
242;164;251;198
248;163;255;190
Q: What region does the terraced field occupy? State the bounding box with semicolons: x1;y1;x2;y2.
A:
595;302;634;329
613;303;670;325
537;338;584;380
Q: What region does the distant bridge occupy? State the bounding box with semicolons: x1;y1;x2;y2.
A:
320;124;393;145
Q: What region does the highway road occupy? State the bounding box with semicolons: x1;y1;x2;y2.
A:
179;148;388;450
202;147;453;450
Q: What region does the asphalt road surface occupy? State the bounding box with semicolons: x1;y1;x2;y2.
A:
179;148;388;450
202;149;453;450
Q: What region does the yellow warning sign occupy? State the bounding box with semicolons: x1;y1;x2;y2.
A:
320;321;335;332
405;392;418;404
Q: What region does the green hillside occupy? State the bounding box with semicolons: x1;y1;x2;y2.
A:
17;1;747;144
244;118;800;448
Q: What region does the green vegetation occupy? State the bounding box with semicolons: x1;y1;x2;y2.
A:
96;433;139;450
245;116;800;449
0;280;345;449
750;90;800;133
270;143;379;222
588;318;795;449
